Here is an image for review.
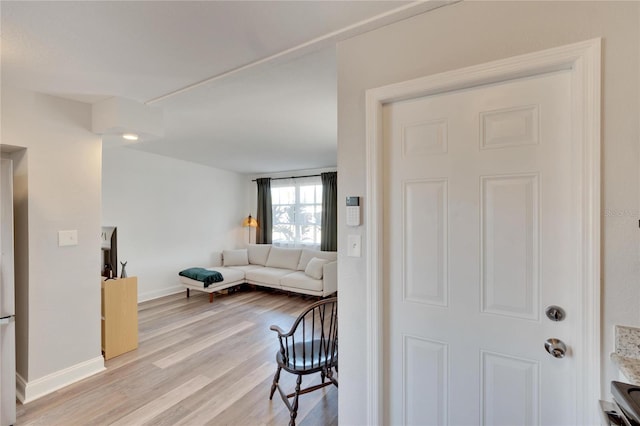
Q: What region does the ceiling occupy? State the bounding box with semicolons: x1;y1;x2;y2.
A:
1;1;448;174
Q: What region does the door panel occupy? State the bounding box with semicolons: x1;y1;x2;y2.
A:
481;350;539;425
403;179;448;306
481;174;538;320
403;335;448;425
384;70;575;425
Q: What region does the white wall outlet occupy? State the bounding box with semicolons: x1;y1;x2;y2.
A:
58;230;78;247
347;234;361;257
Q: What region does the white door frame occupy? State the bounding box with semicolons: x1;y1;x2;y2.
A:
364;39;601;425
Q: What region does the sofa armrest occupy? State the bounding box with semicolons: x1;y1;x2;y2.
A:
322;261;337;296
210;251;223;267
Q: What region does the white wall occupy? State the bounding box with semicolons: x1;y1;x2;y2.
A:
102;146;248;301
336;1;639;423
1;86;104;398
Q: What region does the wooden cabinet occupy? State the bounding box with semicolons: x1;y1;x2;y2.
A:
101;276;138;360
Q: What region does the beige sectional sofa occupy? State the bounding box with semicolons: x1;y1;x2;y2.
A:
179;244;337;302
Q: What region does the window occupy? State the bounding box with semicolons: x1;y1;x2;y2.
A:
271;177;322;247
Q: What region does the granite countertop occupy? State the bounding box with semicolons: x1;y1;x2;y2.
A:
611;353;640;385
611;325;640;385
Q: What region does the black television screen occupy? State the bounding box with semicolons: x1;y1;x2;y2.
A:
101;226;117;278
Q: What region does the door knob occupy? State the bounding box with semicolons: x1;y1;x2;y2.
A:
544;338;567;359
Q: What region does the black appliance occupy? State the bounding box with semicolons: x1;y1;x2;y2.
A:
101;226;117;278
611;381;640;426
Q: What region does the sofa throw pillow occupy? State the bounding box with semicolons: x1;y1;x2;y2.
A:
305;257;330;280
297;248;338;271
223;249;249;266
265;247;302;270
247;244;271;266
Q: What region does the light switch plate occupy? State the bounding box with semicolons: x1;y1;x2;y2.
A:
347;234;361;257
58;230;78;247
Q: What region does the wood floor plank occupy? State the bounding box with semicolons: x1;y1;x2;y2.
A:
16;290;337;426
139;309;219;342
108;375;212;426
105;330;194;371
173;362;276;425
218;289;264;305
153;321;254;369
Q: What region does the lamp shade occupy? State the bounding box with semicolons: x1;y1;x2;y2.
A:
242;214;258;228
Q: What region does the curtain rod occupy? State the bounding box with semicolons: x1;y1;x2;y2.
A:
251;173;323;182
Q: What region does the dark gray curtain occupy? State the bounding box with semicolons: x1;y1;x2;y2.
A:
256;178;272;244
321;172;337;251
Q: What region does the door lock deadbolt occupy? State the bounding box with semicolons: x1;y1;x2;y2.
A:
545;305;566;322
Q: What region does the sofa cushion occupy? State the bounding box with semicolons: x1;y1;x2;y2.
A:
305;257;330;279
227;264;263;273
280;271;323;293
223;249;248;266
265;247;302;270
297;249;337;271
246;267;293;286
247;244;271;266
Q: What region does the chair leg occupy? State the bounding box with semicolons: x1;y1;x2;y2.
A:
186;288;190;298
321;369;326;383
289;374;303;426
269;366;282;400
326;367;338;387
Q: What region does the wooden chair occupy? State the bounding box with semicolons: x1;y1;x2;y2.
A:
269;297;338;426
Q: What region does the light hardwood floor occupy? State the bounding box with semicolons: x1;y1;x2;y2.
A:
16;288;338;425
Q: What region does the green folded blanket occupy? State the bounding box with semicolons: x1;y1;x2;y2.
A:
179;267;224;288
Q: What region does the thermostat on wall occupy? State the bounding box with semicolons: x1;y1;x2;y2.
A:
346;196;360;227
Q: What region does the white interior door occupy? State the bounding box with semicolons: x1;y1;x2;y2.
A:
383;70;580;425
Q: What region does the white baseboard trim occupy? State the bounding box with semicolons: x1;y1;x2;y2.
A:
17;356;105;404
16;372;26;403
138;285;184;303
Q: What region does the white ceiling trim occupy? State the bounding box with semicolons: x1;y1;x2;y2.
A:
146;0;452;105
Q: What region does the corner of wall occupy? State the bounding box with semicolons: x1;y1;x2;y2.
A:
17;356;105;404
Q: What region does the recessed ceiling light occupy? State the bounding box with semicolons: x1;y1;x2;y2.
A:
122;133;139;141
